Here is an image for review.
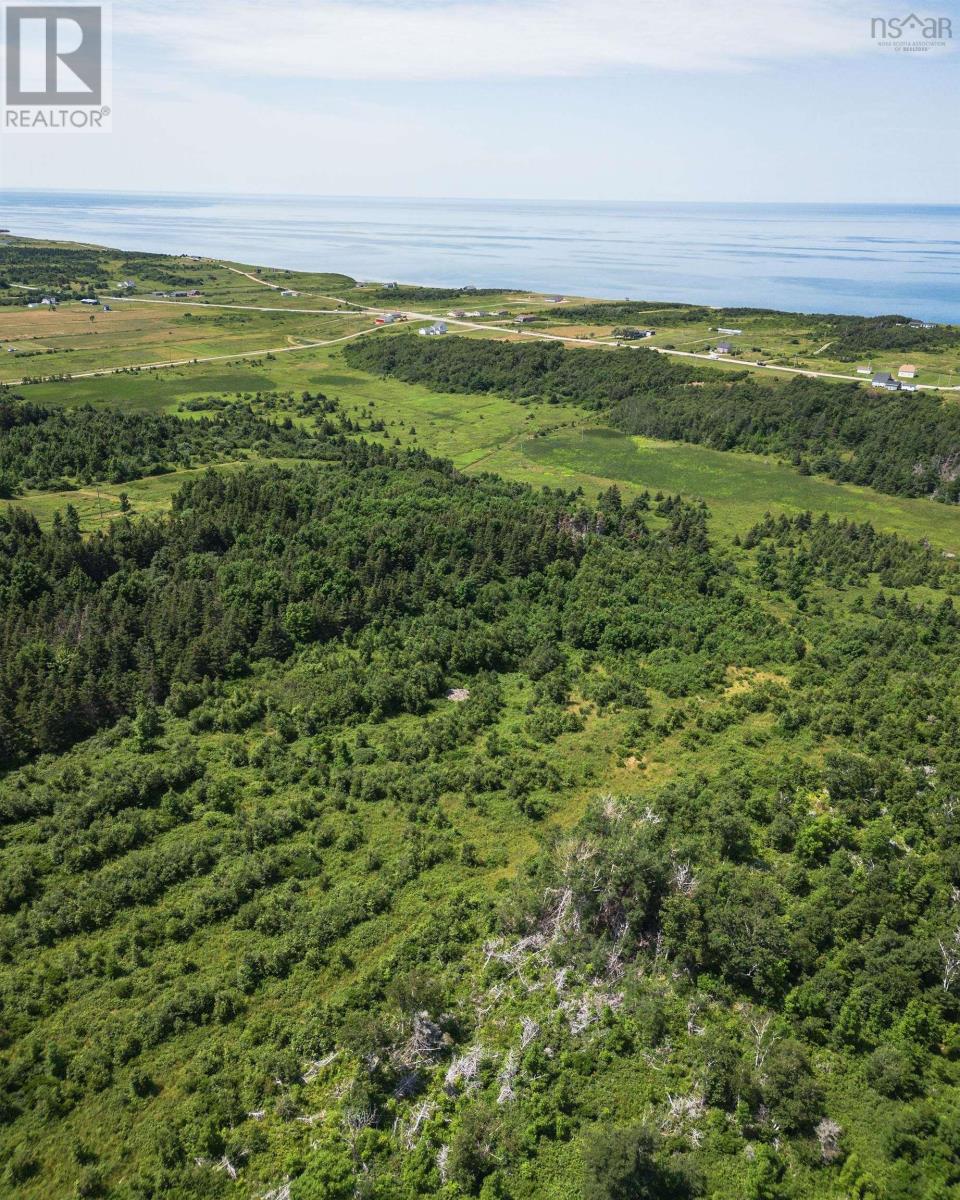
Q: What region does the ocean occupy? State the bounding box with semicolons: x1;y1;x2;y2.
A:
1;191;958;322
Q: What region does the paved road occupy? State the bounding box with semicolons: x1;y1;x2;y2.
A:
8;270;957;394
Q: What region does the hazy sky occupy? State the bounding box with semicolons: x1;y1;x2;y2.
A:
1;0;958;201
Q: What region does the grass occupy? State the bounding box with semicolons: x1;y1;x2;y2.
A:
476;426;960;551
8;334;960;551
4;237;960;551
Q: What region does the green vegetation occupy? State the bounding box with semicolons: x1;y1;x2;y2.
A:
4;241;960;1200
0;392;341;492
349;286;520;305
345;335;960;501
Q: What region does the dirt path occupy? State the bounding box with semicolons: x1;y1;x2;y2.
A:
2;324;383;386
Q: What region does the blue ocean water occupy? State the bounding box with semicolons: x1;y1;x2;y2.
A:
1;191;958;322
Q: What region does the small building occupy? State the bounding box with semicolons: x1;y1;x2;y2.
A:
41;297;56;306
80;297;98;305
909;321;935;329
447;309;466;318
116;280;135;290
717;326;743;335
515;314;537;324
102;305;111;312
902;383;918;393
281;289;299;297
856;365;872;375
898;364;918;378
872;372;900;390
417;321;447;337
384;281;398;290
715;341;734;355
547;295;564;303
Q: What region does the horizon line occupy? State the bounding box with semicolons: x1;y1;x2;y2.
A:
2;187;960;209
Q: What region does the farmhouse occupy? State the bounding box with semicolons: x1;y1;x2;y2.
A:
898;364;918;378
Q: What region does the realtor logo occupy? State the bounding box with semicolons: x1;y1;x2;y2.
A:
4;4;111;129
870;13;952;49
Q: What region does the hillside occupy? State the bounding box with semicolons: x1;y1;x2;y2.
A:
3;242;960;1200
2;432;960;1199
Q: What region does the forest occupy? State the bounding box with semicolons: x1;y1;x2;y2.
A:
0;393;341;494
345;335;960;501
2;395;960;1198
354;286;519;305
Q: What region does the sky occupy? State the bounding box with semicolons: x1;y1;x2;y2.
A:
0;0;958;202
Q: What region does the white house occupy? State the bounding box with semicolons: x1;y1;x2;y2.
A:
901;383;918;393
80;298;98;305
717;326;742;335
418;321;447;337
856;366;872;375
898;364;918;378
715;341;734;355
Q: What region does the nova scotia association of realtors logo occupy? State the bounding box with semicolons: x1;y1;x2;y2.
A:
4;3;111;130
871;12;953;49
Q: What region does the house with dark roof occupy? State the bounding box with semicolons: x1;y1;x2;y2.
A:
872;372;900;390
715;341;734;355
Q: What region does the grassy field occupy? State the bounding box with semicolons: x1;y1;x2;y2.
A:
7;334;960;551
0;303;376;384
4;236;960;552
502;427;960;549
